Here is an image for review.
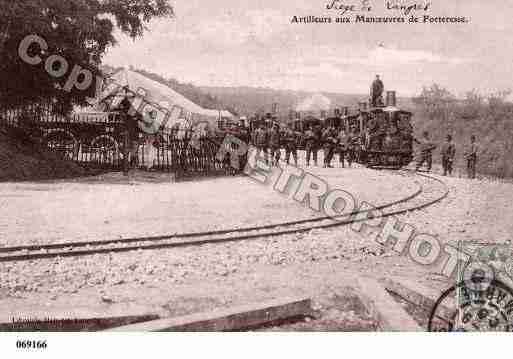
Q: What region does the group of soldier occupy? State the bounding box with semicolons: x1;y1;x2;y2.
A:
415;131;479;179
251;123;480;179
251;123;363;169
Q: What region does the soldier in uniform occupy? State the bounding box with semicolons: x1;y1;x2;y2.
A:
360;127;371;164
346;128;356;167
252;124;268;164
348;127;362;166
345;128;353;167
322;126;337;168
269;124;282;166
314;125;323;165
441;134;456;176
370;75;384;107
415;131;436;172
304;126;318;167
337;128;349;168
465;135;478;179
283;126;299;166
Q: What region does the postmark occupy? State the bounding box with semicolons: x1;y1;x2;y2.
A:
429;242;513;331
428;279;513;332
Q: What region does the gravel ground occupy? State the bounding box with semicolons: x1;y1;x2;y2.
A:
0;160;512;330
0;164;417;247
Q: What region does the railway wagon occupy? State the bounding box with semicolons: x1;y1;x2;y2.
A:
291;115;322;150
325;106;350;130
5;103;127;168
292;115;322;132
248;113;279;132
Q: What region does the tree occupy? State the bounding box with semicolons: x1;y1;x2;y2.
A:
487;89;511;108
412;83;456;122
413;84;455;108
0;0;173;112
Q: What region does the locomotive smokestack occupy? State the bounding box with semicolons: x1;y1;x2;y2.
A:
386;91;397;107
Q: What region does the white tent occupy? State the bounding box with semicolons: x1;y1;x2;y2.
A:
220;110;235;118
200;109;235;119
98;69;220;129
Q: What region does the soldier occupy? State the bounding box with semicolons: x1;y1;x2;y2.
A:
322;126;337;168
314;125;323;165
346;128;356;167
465;135;479;179
415;131;436;172
337;128;349;168
283;126;298;166
354;128;363;162
360;127;371;164
441;134;456;176
346;128;353;167
269;124;282;166
304;126;318;166
252;124;268;164
370;75;384;107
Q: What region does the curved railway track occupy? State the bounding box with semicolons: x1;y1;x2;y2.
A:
0;170;449;263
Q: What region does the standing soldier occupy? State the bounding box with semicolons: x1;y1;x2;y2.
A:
314;124;323;166
347;127;361;166
253;124;268;164
415;131;436;172
370;75;384;107
284;126;298;166
338;128;349;168
346;128;355;167
441;134;456;176
269;124;282;166
360;127;371;164
465;135;479;179
304;126;318;167
322;126;337;168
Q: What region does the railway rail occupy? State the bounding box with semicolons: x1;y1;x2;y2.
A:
0;170;449;263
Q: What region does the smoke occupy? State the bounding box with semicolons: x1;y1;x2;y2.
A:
295;93;332;112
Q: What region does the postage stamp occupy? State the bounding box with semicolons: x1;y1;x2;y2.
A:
429;242;513;332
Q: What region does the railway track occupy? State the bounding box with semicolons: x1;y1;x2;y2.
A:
0;170;449;263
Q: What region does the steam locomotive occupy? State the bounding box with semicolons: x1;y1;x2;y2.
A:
349;91;414;168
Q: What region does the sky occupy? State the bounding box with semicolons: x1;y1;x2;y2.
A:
103;0;513;97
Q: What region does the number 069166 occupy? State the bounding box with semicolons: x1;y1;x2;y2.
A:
16;340;47;349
